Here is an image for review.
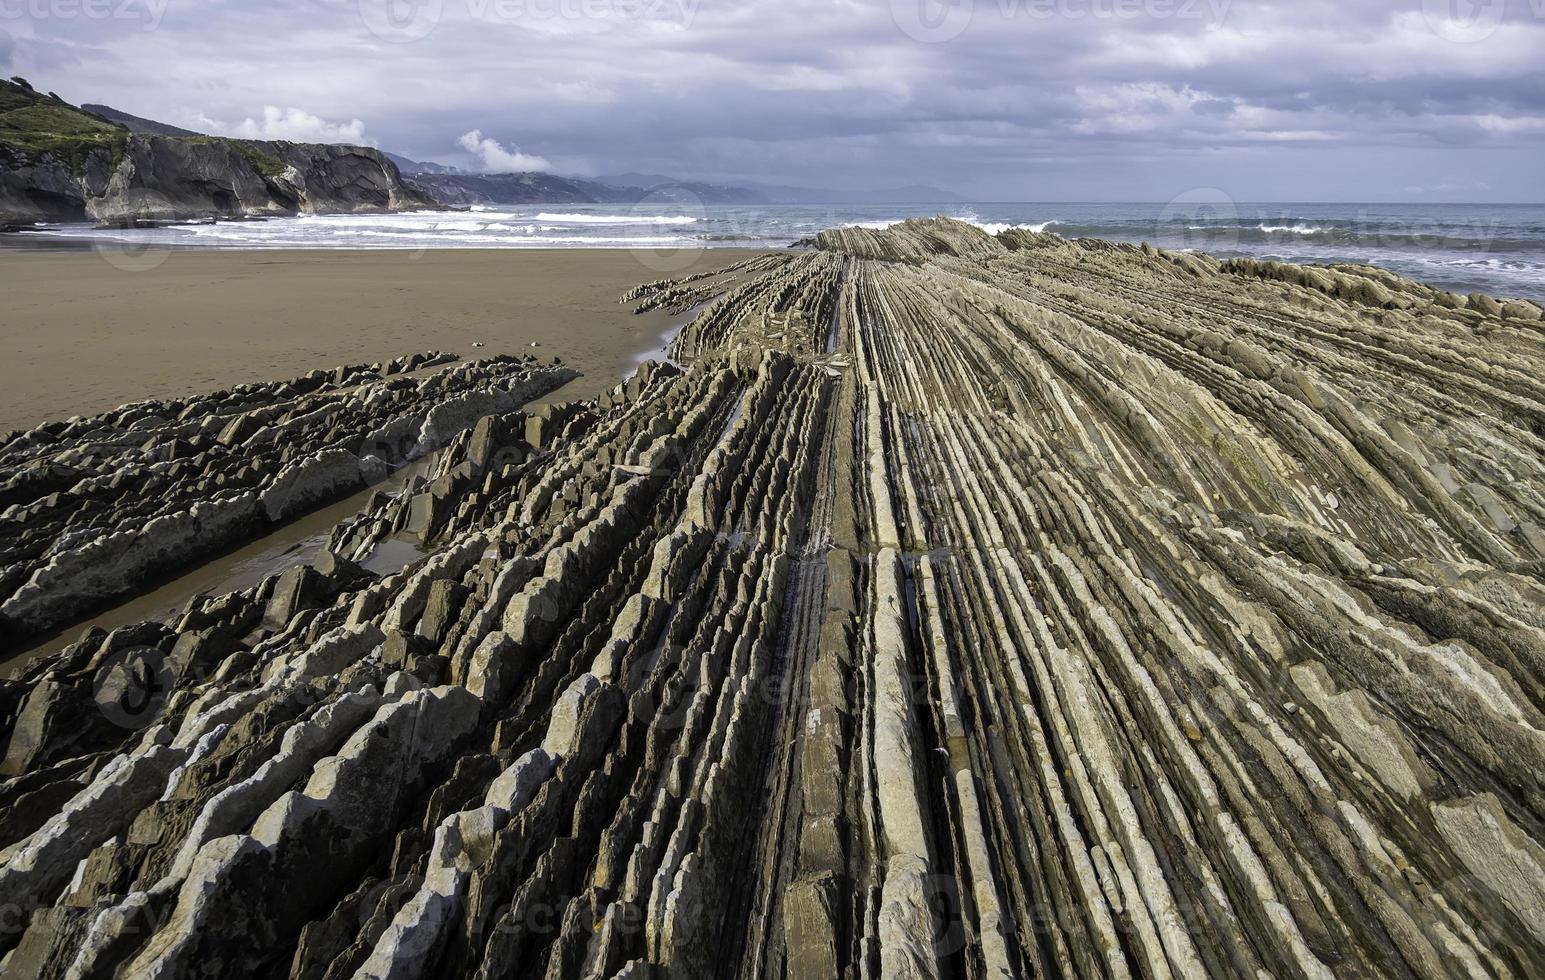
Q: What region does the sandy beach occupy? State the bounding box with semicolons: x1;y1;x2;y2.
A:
0;246;765;431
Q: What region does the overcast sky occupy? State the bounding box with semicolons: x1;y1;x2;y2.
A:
3;0;1542;200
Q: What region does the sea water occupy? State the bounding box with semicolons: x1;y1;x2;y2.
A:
17;201;1545;301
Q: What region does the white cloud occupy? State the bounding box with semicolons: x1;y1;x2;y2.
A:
457;130;551;173
1473;114;1545;135
199;107;372;145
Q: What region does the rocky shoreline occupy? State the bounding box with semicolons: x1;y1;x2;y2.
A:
0;352;577;650
0;79;437;225
1;219;1543;977
0;131;439;226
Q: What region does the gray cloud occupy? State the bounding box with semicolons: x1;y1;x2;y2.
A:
4;0;1542;199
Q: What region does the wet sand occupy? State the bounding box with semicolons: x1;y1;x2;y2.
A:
0;246;766;431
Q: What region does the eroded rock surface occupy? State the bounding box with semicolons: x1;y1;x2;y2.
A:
0;352;575;646
1;219;1542;978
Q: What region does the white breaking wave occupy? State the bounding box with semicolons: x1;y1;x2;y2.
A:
534;212;699;225
974;220;1057;235
846;217;1057;235
32;210;713;250
1258;223;1327;235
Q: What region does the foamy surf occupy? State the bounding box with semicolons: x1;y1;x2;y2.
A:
19;202;1543;301
1258;223;1327;235
978;220;1058;235
845;217;1057;235
534;213;699;225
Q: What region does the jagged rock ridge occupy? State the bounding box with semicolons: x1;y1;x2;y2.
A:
0;351;576;648
1;223;1543;978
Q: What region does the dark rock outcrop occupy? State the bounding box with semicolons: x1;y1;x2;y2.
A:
0;352;576;649
0;78;436;224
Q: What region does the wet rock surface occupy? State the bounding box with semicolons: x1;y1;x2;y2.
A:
2;218;1544;978
0;352;575;649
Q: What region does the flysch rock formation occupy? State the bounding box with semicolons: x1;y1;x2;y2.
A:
0;351;576;649
2;217;1544;978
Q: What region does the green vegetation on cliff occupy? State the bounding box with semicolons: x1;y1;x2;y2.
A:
0;77;127;174
173;134;289;178
0;78;286;183
1;77;431;221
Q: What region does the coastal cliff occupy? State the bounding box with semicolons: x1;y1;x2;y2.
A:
0;78;435;225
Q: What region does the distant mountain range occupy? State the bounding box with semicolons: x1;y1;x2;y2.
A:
399;170;772;207
80;103;203;139
1;82;964;224
380;151;458;176
382;164;964;207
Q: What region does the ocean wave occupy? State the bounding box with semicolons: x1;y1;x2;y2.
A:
1430;256;1545;273
534;212;699;225
846;217;1059;235
976;220;1058;235
1258;223;1328;235
19;203;1542;301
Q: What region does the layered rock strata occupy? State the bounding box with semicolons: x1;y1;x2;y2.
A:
0;352;576;646
1;218;1543;978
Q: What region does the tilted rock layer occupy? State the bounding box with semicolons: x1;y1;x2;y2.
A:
0;352;576;648
1;219;1543;978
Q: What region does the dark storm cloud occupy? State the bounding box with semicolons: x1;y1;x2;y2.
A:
3;0;1541;199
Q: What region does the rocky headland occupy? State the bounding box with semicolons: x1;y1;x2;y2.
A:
1;220;1544;978
0;79;435;224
